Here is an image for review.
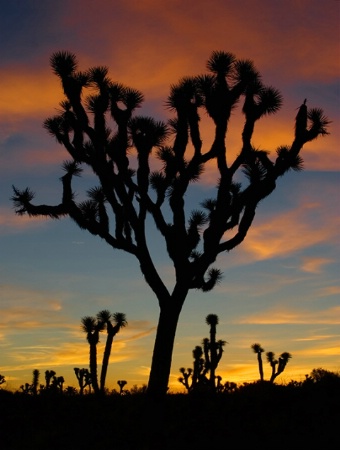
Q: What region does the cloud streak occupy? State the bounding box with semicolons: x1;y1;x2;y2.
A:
238;306;340;325
240;195;340;262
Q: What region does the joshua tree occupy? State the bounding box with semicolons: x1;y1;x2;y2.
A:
12;50;330;399
191;345;205;390
31;369;40;395
74;367;92;394
45;370;56;389
81;316;105;394
0;374;5;387
178;367;192;392
203;314;227;390
51;375;65;392
20;383;32;394
216;377;237;393
179;314;226;392
178;345;206;392
266;351;292;383
97;310;127;393
251;343;265;381
117;379;127;394
64;386;78;396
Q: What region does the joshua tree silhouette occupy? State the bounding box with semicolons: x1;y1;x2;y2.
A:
51;375;65;392
74;367;92;394
97;310;127;393
251;344;292;383
0;374;5;387
191;346;205;390
203;314;227;390
266;351;292;383
44;370;56;389
19;369;65;394
251;343;265;381
179;313;226;392
12;50;330;399
117;379;128;394
81;316;104;394
178;345;205;392
80;311;127;394
31;369;40;395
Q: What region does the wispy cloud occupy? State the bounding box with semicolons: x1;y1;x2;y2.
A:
238;306;340;325
124;328;156;342
300;257;334;274
1;319;155;374
0;69;60;119
0;284;68;330
318;286;340;297
241;199;340;262
294;334;340;342
292;346;340;358
0;207;52;234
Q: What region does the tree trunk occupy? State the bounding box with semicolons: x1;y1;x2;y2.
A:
270;364;277;383
209;325;217;391
100;333;113;392
258;354;264;382
143;299;185;449
90;343;99;394
147;300;184;400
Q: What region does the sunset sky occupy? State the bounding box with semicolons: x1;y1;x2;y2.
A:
0;0;339;392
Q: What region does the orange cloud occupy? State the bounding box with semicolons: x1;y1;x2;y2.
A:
124;328;157;342
0;207;49;233
300;257;334;274
292;346;340;358
241;199;340;261
294;334;340;342
238;305;340;325
0;68;61;119
318;286;340;297
0;284;64;307
108;0;339;81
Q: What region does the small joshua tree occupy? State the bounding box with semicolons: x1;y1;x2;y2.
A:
179;314;226;392
64;386;78;396
266;351;292;383
51;375;65;393
191;346;205;390
251;344;292;383
117;380;128;395
19;369;40;395
74;367;92;394
216;377;237;393
178;346;206;392
178;367;193;392
203;314;227;390
81;316;105;394
20;383;32;394
0;374;6;387
97;310;127;393
80;310;127;395
31;369;40;395
45;370;56;388
251;343;265;381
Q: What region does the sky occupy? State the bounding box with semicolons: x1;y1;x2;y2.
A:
0;0;339;393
